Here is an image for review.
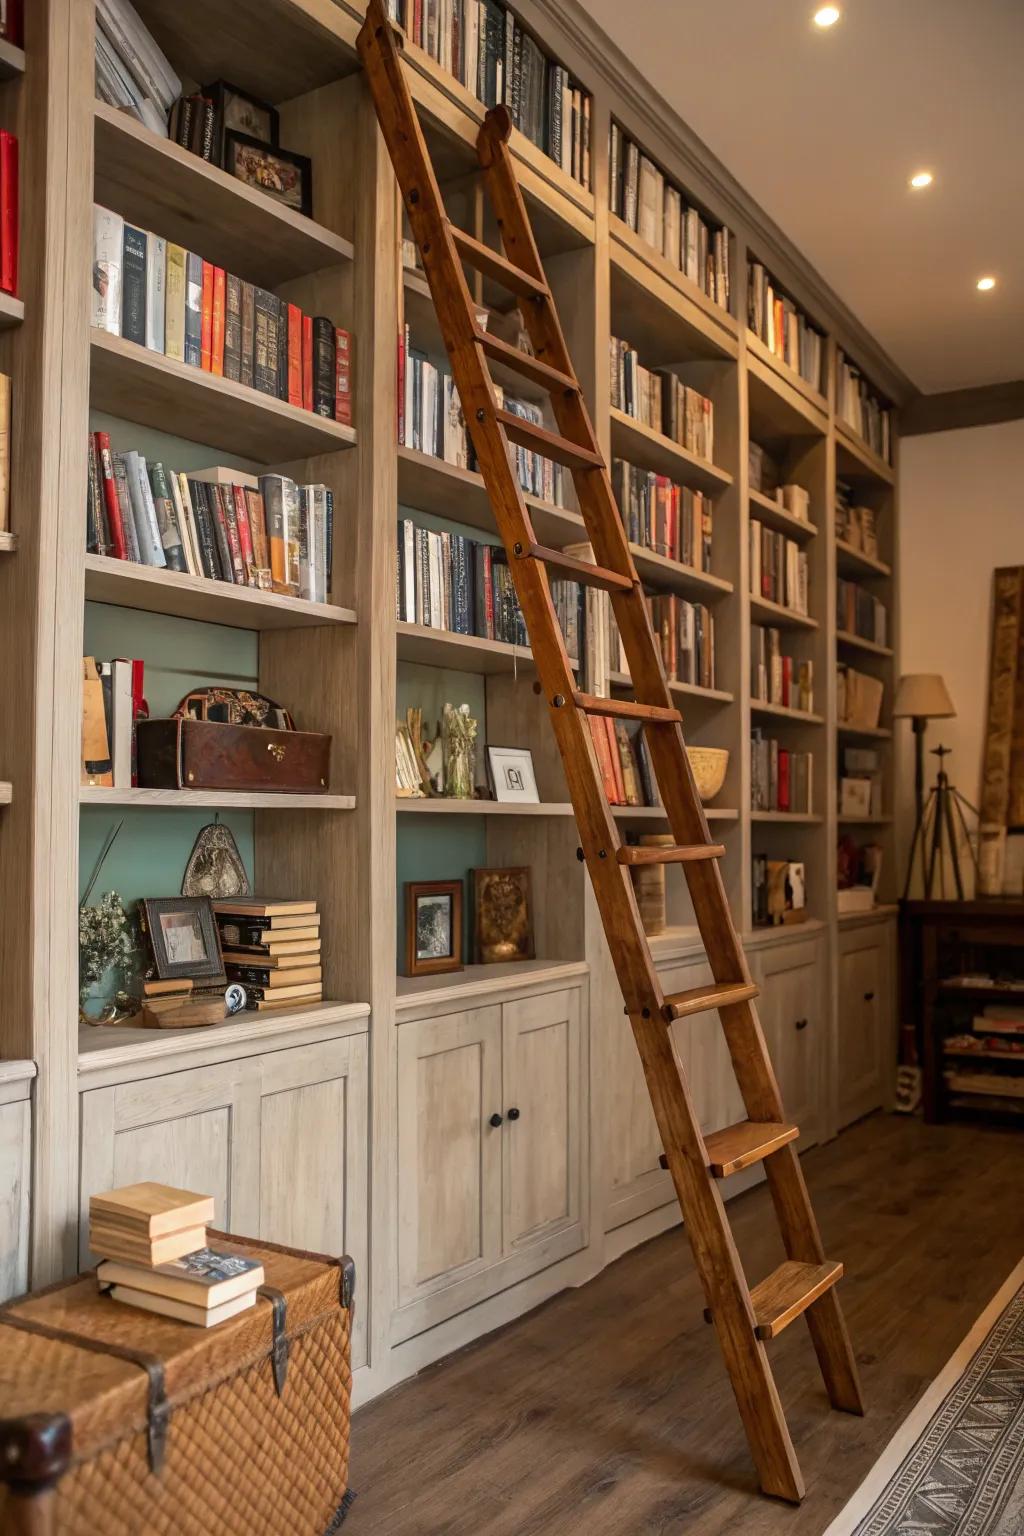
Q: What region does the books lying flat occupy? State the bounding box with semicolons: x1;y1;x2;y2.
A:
219;922;321;946
107;1284;257;1328
220;947;320;968
89;1221;208;1266
225;966;322;989
240;981;322;1004
213;899;317;919
97;1247;264;1308
90;1182;215;1237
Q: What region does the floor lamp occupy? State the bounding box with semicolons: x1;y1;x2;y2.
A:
893;673;955;897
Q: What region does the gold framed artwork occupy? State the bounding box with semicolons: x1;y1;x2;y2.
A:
471;867;534;964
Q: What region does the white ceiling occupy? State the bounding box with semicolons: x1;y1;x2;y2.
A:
580;0;1024;395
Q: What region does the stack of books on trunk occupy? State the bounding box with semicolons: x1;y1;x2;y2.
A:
93;1182;264;1328
215;898;323;1011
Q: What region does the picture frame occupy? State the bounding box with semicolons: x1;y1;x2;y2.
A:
404;880;463;977
203;79;279;165
223;131;313;218
142;896;225;984
486;745;540;805
471;866;534;964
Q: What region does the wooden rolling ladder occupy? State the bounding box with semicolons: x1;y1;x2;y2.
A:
358;0;863;1502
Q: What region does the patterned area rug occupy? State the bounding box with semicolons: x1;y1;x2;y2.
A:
826;1260;1024;1536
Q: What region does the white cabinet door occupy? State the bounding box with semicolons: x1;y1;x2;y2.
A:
757;940;823;1147
0;1091;31;1301
684;958;746;1139
837;932;886;1128
395;1006;503;1312
501;988;581;1255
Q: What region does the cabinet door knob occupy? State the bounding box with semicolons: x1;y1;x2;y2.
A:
795;1017;809;1031
864;991;875;1001
488;1113;503;1128
507;1107;521;1121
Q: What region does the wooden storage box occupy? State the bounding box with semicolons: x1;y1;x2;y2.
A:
0;1233;355;1535
136;718;332;794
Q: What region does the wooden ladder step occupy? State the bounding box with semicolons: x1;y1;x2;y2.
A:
702;1119;799;1177
662;980;759;1022
497;409;604;471
573;691;681;723
475;329;579;395
516;543;633;594
450;225;548;301
704;1260;843;1340
617;843;724;867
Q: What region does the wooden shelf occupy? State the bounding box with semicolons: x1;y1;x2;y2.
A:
0;781;11;806
397;798;574;817
84;554;357;631
835;421;895;486
0;531;15;553
838;722;892;740
939;979;1024;998
94;103;354;290
0;37;25;79
397;445;585;549
89;330;358;463
836;539;891;579
751;700;823;726
945;1071;1024;1101
80;787;355;810
751;811;822;825
608;217;738;364
836;629;893;657
748;489;817;543
749;595;818;631
838;814;891;826
0;291;23;329
745;336;828;436
609;408;732;494
614;805;740;822
629;543;733;600
608;669;734;705
837;902;899;924
396;621;578;676
395;958;590;1012
944;1046;1024;1064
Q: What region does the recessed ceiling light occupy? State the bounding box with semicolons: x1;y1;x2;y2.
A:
909;171;933;189
976;276;997;292
813;5;841;26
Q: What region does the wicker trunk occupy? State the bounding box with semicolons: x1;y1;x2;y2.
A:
0;1233;355;1536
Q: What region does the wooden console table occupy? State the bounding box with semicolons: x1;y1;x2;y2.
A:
900;899;1024;1123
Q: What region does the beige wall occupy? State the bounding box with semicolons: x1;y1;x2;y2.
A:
897;418;1024;889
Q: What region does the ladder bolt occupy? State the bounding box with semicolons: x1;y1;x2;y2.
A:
409;188;419;204
513;542;523;555
598;850;607;859
641;1008;651;1019
476;409;485;422
576;847;584;862
552;694;565;707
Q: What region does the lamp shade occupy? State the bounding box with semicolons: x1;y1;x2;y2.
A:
892;673;956;719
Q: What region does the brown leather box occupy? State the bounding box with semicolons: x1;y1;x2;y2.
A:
136;718;332;794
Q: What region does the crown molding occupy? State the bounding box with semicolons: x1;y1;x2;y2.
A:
901;380;1024;437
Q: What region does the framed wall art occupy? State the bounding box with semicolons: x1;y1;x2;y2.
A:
403;880;463;977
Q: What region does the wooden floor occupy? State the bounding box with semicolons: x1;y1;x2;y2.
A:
348;1113;1023;1534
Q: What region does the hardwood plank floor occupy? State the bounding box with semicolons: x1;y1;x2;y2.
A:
348;1114;1023;1534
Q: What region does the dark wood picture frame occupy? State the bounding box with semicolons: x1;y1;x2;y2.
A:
404;880;463;977
471;866;535;964
142;895;225;984
203;79;280;167
223;130;313;218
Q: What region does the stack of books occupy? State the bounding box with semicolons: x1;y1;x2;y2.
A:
216;898;323;1011
92;1181;264;1328
92;205;352;425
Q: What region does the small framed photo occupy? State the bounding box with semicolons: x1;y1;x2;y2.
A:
487;745;540;805
224;131;313;218
143;896;225;983
471;867;534;965
404;880;463;977
204;80;280;155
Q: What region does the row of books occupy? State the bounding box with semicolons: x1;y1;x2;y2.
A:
837;664;884;731
837;350;893;464
86;436;333;602
750;520;810;616
385;0;591;186
751;628;814;713
751;732;813;814
94;0;180;139
92;205;353;423
590;718;659;809
218;897;324;1012
80;655;145;788
606;595;717;692
396;519;581;657
608;125;729;312
747;262;823;394
612;459;712;572
752;857;807;929
835;482;881;559
609;339;715;462
398;327;565;505
837;579;888;647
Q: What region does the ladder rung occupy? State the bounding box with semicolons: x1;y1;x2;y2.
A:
497;409;604;472
704;1260;843;1340
573;692;681;723
517;544;633;594
450;226;548;301
475;329;579;396
702;1120;799;1178
662;980;759;1022
617;843;724;867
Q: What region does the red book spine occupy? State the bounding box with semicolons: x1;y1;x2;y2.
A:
130;658;147;786
231;484;255;585
285;303;302;407
200;262;214;370
778;748;790;812
0;132;17;296
606;716;626;804
93;431;127;560
334;328;352;426
211;267;226;376
589;717;618;803
302;315;313;412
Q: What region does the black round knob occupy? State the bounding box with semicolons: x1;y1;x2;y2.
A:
489;1113;503;1128
864;991;875;1001
795;1017;809;1031
507;1107;521;1121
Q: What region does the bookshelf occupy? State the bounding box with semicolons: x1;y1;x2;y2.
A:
0;0;906;1408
